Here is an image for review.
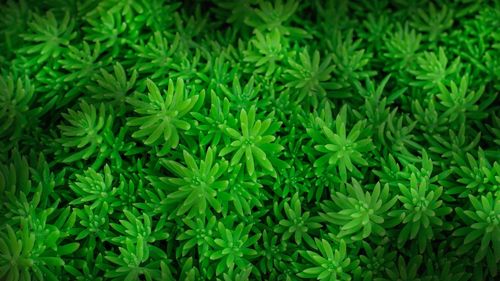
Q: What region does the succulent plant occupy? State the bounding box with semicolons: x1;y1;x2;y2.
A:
1;1;499;280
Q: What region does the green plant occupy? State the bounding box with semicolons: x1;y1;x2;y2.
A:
298;239;361;281
20;11;76;64
243;29;285;77
104;238;166;281
209;222;261;276
159;147;228;218
309;106;374;182
320;180;398;242
389;173;452;253
126;78;203;153
219;105;283;177
409;47;461;91
86;62;138;114
275;193;322;248
57;101;113;163
283;48;336;107
453;192;499;277
244;0;307;38
68;165;118;211
2;1;500;280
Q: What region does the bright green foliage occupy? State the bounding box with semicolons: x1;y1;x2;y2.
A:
243;29;285;77
0;156;79;281
218;76;260;113
298;239;360;281
59;41;106;88
0;224;78;281
283;48;336;106
222;164;264;216
320;181;398;242
132;32;180;86
355;75;405;139
328;30;375;96
244;0;306;38
436;75;487;123
84;11;127;57
2;1;500;280
383;23;422;73
380;109;422;163
311;106;374;182
191;91;235;147
409;47;461;91
177;214;217;258
127;78;203;150
218;266;253;281
452;148;500;197
104;237;165;281
272;160;311;199
110;209;169;245
410;2;454;42
159;147;228;218
275;193;322;247
74;203;110;242
219;105;283;177
209;222;261;276
69;165;117;210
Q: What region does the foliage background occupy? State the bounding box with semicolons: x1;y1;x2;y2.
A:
0;0;499;280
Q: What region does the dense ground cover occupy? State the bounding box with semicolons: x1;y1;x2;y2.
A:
0;0;499;280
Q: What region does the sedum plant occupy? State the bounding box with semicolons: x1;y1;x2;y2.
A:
283;48;336;107
389;173;453;253
0;74;36;142
275;192;322;248
453;192;499;276
86;62;138;114
219;105;283;178
1;1;500;280
127;78;204;153
68;165;118;211
0;223;79;281
309;106;374;182
320;180;398;242
209;222;261;276
158;147;228;218
298;239;361;281
20;10;76;65
243;29;286;78
57;100;113;163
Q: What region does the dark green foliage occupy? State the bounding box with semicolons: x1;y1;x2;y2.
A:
298;239;361;280
0;74;36;143
57;101;113;163
1;1;499;281
20;10;76;64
